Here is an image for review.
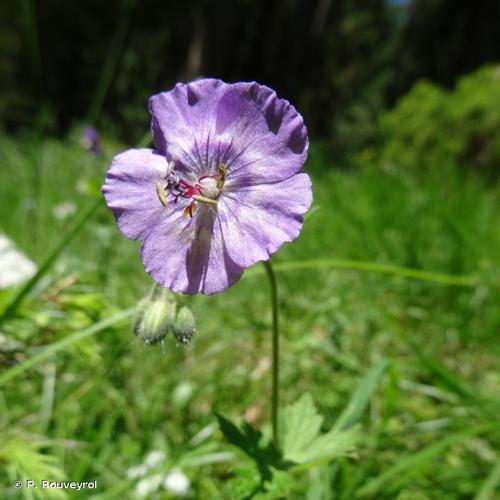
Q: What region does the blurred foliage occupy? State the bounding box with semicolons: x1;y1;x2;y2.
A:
379;65;500;175
1;0;500;496
0;136;499;497
2;1;500;161
0;0;399;144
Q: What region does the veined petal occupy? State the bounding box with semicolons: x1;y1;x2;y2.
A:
149;80;308;185
215;82;309;187
141;206;244;295
149;79;227;175
101;148;172;240
217;173;312;268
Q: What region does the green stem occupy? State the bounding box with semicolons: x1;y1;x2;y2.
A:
263;259;280;449
247;258;476;287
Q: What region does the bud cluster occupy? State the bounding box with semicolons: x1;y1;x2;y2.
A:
133;287;196;346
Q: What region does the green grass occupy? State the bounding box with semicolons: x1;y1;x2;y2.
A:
0;135;499;499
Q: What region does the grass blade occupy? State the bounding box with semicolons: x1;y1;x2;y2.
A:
0;197;102;323
334;359;388;432
0;308;133;386
357;425;495;497
476;459;500;500
403;334;500;414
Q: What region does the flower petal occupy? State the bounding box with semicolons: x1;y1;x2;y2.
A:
140;206;244;295
101;148;172;240
216;82;309;187
149;79;227;176
217;173;312;268
149;80;308;185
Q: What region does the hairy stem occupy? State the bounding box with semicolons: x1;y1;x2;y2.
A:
263;259;280;449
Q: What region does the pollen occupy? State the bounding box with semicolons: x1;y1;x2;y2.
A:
217;163;227;189
156;181;169;206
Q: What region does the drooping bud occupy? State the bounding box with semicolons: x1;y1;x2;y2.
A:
134;295;174;345
172;306;196;346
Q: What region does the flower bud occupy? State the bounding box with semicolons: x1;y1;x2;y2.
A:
172;306;196;345
134;297;173;345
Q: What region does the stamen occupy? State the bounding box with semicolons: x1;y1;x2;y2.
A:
156;163;226;216
165;160;175;178
217;163;227;189
192;194;218;205
183;203;197;217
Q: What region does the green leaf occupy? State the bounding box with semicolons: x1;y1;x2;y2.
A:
258;469;294;499
281;393;357;466
216;413;273;461
280;393;324;459
288;428;358;469
216;414;284;483
216;413;298;499
279;361;388;467
228;462;261;499
228;463;294;500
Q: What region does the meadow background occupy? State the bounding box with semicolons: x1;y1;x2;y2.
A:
0;0;499;498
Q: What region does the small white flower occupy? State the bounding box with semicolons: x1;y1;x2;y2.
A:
172;381;194;407
135;473;163;498
0;235;37;289
127;449;166;479
144;450;166;469
163;468;190;496
126;464;148;479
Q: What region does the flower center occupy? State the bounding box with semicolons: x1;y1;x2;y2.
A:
156;163;227;217
197;176;219;199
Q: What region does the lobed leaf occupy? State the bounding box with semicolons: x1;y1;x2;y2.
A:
280;393;324;460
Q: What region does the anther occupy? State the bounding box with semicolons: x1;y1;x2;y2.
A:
217;163;227;189
156;182;169;207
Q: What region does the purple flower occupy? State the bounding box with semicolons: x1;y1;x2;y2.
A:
102;79;312;295
82;126;102;155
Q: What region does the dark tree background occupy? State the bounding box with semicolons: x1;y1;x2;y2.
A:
1;0;499;150
394;0;500;92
